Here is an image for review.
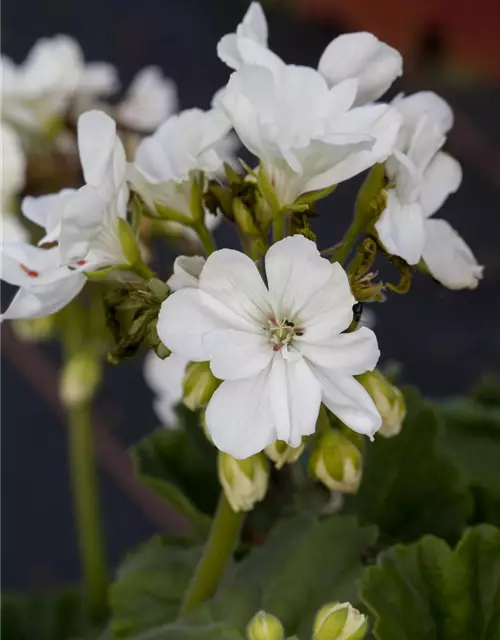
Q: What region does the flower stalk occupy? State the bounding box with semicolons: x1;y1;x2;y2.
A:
179;492;245;616
194;220;217;256
67;400;108;621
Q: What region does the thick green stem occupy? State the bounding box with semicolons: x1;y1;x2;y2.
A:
179;493;245;616
67;402;108;621
194;221;217;256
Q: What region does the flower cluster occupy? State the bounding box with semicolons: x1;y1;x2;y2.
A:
1;2;483;464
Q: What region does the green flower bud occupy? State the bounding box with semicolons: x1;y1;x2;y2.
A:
182;361;219;410
118;218;141;265
313;602;368;640
12;315;55;342
59;354;101;408
309;430;362;494
246;611;284;640
265;440;305;469
357;370;406;438
218;452;269;513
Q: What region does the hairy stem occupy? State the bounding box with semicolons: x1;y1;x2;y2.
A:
332;217;365;265
67;402;108;621
179;493;244;616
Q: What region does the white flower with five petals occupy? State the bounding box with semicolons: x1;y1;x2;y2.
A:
375;92;483;289
157;235;381;459
129;108;231;223
220;63;401;207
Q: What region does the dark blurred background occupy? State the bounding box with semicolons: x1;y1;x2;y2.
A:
2;0;500;594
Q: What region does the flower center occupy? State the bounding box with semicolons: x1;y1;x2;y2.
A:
266;315;303;352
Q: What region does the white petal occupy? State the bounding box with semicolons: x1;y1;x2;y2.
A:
295;262;355;343
157;287;255;362
265;235;333;319
422;218;483;290
143;351;187;425
394;91;454;139
1;273;85;320
78;62;119;97
199;249;271;327
203;329;273;380
298;327;380;375
318;32;402;104
269;353;322;446
375;190;425;265
205;366;277;458
78;110;117;186
58;185;107;263
310;366;382;436
238;2;268;43
167;255;205;291
117;66;177;132
0;244;68;286
420;152;462;217
1;215;28;244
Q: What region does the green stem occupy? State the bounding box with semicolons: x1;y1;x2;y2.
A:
194;221;217;256
130;259;155;280
67;402;108;621
331;216;365;265
179;493;245;616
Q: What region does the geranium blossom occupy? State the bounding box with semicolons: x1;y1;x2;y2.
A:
1;35;117;131
375;92;483;289
158;235;381;459
220;63;401;207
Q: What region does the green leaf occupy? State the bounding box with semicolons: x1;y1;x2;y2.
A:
131;408;218;534
350;387;472;543
194;515;377;637
1;588;97;640
294;184;336;206
361;524;500;640
126;617;244;640
109;536;203;638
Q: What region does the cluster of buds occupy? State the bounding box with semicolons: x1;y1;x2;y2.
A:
265;440;306;469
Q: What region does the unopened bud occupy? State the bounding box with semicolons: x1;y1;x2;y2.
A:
218;452;269;512
182;361;219;410
118;218;141;265
233;197;260;236
60;354;101;408
265;440;305;469
12;316;55;342
246;611;284;640
313;602;367;640
357;370;406;437
309;430;362;493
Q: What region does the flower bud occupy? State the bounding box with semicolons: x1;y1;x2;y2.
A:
309;430;362;494
118;218;141;265
265;440;305;469
313;602;367;640
182;361;219;410
357;370;406;437
59;354;101;408
12;316;55;342
218;452;269;512
246;611;284;640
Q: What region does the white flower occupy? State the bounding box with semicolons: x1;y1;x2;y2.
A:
144;351;188;427
116;66;178;132
129;108;231;221
2;35;118;131
220;63;401;207
157;235;381;459
1;122;26;198
218;4;401;105
375;92;483;289
167;255;206;291
318;32;402;105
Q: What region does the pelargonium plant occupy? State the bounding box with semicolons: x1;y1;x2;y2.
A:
2;4;498;640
